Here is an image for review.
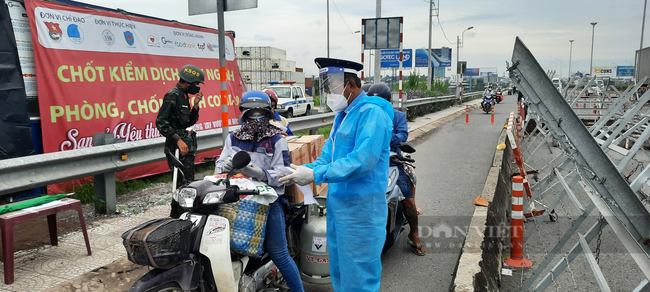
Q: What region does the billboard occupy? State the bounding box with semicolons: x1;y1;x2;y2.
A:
592;67;616;77
617;66;634;77
465;68;480;76
25;0;246;190
414;47;452;67
363;17;402;50
380;49;412;68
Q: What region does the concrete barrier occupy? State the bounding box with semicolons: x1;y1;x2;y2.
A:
452;122;513;291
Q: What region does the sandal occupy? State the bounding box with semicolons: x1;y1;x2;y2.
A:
408;240;426;256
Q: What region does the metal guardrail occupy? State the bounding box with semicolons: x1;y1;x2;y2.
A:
0;94;471;207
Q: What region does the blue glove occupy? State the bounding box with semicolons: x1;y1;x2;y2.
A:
240;164;267;181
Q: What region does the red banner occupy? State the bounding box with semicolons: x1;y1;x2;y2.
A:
25;0;244;192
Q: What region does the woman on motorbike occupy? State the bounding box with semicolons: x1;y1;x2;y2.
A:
214;90;304;292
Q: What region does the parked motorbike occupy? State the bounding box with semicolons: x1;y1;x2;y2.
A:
126;150;315;292
382;142;417;254
482;94;494;113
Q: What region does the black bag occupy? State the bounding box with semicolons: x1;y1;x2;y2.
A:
122;218;192;269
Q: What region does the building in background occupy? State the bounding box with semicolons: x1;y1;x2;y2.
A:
236;46;306;92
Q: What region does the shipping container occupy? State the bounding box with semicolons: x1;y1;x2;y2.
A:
291;72;305;83
281;71;292;81
242;59;253;71
241;72;252;83
296;67;303;72
281;60;296;72
260;47;270;59
269;47;286;60
236;47;243;59
252;71;262;84
239;46;252;59
260;71;271;84
247;47;259;59
270;71;282;82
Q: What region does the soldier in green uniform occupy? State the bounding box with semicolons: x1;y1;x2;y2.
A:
156;64;205;218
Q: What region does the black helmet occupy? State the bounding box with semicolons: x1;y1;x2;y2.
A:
240;90;275;119
361;83;372;93
178;64;205;84
367;83;392;102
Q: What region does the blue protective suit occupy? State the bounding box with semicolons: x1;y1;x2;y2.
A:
304;92;393;292
390;109;408;155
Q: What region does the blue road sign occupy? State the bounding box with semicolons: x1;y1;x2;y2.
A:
380;49;412;68
617;66;634;77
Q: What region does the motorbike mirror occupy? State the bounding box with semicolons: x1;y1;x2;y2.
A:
398;142;416;154
232;151;251;170
165;150;185;169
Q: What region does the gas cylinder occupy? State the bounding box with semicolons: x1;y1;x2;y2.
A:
299;196;330;283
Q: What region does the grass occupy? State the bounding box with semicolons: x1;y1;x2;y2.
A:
293;125;332;139
69;162;215;204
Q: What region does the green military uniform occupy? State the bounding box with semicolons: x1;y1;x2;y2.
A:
156;83;200;187
157;64;205;218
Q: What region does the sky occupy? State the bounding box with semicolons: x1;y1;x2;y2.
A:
75;0;649;79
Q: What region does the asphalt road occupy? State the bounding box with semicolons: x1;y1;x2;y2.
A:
304;94;518;292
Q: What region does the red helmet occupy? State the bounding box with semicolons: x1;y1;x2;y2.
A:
264;89;278;104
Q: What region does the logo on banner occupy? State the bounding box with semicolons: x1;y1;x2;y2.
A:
197;43;205;50
67;24;84;44
44;21;62;42
207;43;215;51
102;30;115;45
124;31;135;46
146;35;160;47
160;37;174;49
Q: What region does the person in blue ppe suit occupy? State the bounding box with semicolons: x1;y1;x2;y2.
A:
279;58;394;292
215;90;304;292
367;83;425;256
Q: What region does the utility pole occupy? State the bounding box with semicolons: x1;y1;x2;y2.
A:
642;0;647;50
568;40;574;80
590;22;597;76
426;1;438;90
327;0;330;58
374;0;381;84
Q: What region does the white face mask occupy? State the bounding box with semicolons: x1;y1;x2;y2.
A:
327;82;350;112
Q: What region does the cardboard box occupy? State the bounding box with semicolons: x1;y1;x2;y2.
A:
285;143;309;205
285;136;330;204
295;135;328;195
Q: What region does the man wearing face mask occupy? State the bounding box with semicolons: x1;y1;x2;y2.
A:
156;64;204;218
279;58;394;292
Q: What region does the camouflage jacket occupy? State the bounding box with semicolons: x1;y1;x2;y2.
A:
156;83;199;141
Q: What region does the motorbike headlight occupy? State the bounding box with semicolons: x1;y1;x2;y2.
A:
174;188;197;208
203;191;227;204
387;168;398;188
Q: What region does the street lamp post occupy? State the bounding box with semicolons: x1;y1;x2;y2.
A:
555;58;563;79
590;22;597;76
457;26;473;83
568;40;574;80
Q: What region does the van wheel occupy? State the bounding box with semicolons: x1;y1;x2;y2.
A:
305;105;311;115
287;108;294;118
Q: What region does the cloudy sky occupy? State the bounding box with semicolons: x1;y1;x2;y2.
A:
76;0;648;78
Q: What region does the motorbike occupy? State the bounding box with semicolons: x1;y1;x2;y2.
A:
495;91;504;104
127;150;312;292
482;94;494;114
382;142;417;254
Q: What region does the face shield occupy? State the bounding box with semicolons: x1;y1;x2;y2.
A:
319;67;346;96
